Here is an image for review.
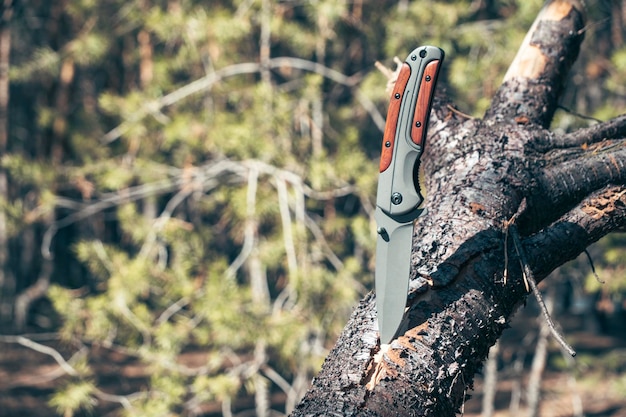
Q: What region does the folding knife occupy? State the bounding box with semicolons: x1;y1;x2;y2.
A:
376;45;444;343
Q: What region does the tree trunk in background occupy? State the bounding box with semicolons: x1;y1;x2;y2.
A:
0;0;12;328
292;1;626;415
12;1;78;330
481;341;499;417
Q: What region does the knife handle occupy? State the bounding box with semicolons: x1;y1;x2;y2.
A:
379;63;412;173
410;59;442;148
376;46;444;216
380;48;443;174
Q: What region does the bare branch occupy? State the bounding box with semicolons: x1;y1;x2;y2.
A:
562;114;626;147
155;297;190;325
525;185;626;281
530;114;626;152
139;184;197;260
276;177;298;278
102;56;385;145
14;260;53;330
485;0;586;126
41;174;188;259
304;213;343;271
226;167;259;279
375;56;403;94
0;335;79;376
528;144;626;229
43;158;359;261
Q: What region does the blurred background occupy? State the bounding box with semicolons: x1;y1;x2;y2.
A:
0;0;625;416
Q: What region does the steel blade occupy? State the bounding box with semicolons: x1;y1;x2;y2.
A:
375;207;414;343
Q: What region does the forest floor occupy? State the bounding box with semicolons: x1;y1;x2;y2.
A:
465;330;626;417
464;302;626;417
1;301;626;417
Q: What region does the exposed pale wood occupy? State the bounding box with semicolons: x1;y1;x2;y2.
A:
486;0;585;126
504;0;580;81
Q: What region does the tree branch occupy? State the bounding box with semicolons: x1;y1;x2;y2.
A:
531;114;626;151
101;57;385;145
562;114;626;147
525;144;626;231
525;185;626;280
42;158;358;259
485;0;585;126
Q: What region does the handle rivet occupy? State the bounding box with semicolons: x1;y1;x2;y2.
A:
394;93;401;99
391;192;403;205
410;54;417;61
425;75;431;82
415;121;421;128
419;49;427;58
385;141;391;147
377;227;390;242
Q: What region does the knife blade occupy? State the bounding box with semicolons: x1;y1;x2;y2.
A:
375;45;444;343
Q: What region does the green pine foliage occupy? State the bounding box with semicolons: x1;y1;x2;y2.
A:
49;380;97;417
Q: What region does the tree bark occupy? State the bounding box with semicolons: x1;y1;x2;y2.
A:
292;1;626;415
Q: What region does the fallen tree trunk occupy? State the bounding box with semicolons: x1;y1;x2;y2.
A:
292;1;626;415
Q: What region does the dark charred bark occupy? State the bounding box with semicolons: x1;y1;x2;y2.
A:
292;1;626;416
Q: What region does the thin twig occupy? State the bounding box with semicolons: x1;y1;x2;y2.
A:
503;223;511;286
503;198;575;356
0;335;143;409
575;17;611;37
556;104;602;123
503;199;527;289
139;183;197;259
41;175;188;259
155;297;190;325
0;335;79;376
375;56;403;94
222;396;234;417
14;260;53;330
226;167;259;279
276;177;298;277
583;249;605;283
304;213;343;271
508;224;576;357
446;104;474;120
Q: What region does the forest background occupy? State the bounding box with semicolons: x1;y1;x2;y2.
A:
0;0;625;416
